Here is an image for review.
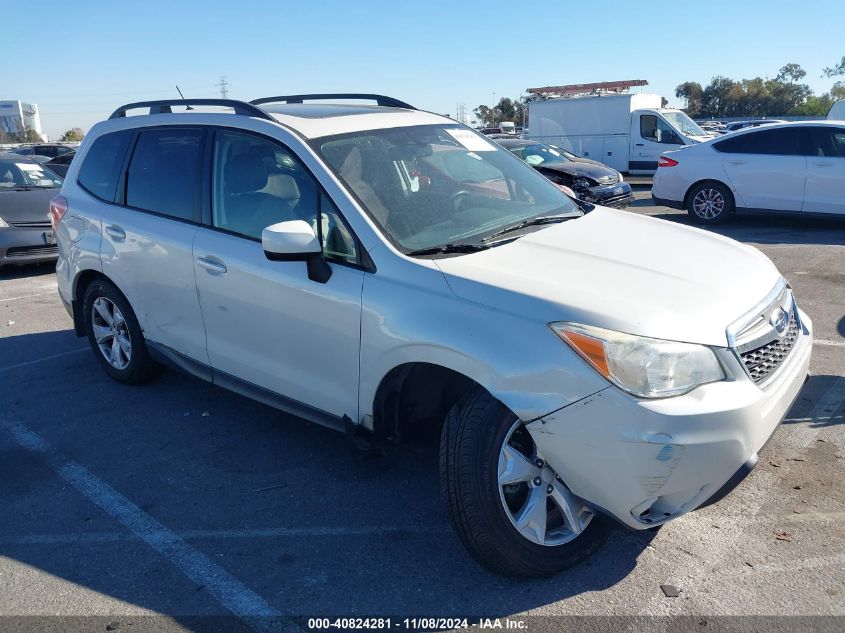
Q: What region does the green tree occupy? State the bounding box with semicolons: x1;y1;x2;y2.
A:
493;97;517;123
21;129;42;143
777;63;807;83
473;105;495;127
832;83;845;100
823;56;845;78
675;81;704;117
59;127;84;142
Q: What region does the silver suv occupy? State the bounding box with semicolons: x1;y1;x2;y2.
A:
54;95;812;577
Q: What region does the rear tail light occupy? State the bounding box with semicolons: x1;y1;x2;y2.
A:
49;194;68;231
658;156;679;168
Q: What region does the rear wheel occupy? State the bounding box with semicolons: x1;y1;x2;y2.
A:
83;279;159;384
686;181;734;224
439;388;610;577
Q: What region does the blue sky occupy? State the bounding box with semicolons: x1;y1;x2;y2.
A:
3;0;843;139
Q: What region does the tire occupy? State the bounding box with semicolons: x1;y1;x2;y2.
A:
82;279;159;384
439;388;610;578
686;181;734;224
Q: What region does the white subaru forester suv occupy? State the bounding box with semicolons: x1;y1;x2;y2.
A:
52;95;812;578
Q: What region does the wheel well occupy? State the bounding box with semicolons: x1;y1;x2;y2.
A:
372;363;480;443
683;179;735;211
70;270;111;336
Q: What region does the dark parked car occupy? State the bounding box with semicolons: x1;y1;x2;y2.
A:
497;139;634;208
0;152;63;265
12;144;76;159
44;150;75;177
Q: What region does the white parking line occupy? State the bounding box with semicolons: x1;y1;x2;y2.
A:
0;524;452;546
0;348;88;374
814;339;845;348
0;291;58;303
2;420;282;629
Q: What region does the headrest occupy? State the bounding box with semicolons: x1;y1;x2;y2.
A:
225;153;268;194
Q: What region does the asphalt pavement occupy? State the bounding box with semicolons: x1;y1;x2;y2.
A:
0;189;843;632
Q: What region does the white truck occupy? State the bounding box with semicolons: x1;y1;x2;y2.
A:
527;93;713;174
828;100;845;120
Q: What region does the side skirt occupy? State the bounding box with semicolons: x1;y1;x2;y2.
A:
146;341;346;434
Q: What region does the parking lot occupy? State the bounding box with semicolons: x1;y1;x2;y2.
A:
1;187;843;630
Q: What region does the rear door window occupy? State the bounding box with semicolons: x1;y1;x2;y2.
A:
805;126;845;157
77;130;134;202
714;127;802;155
125;128;203;221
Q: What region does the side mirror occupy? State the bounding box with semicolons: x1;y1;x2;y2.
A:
262;220;331;283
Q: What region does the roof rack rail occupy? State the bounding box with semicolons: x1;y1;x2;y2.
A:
109;99;274;121
250;93;416;109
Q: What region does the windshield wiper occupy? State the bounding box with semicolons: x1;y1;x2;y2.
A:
405;242;491;256
482;214;578;242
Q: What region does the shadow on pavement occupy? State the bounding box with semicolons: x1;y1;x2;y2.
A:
643;202;845;247
783;374;845;428
0;329;654;624
0;261;56;281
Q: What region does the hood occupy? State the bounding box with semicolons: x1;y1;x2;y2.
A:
0;188;57;223
434;207;781;347
537;160;617;182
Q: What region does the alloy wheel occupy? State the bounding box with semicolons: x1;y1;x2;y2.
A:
497;419;593;546
692;188;725;220
91;297;132;370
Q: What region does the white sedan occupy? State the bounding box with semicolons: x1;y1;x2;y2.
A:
652;121;845;223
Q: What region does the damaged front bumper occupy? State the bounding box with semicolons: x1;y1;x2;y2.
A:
526;310;813;530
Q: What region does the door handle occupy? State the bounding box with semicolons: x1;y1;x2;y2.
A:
814;162;833;167
728;160;747;165
635;143;644;147
196;257;227;274
104;225;126;240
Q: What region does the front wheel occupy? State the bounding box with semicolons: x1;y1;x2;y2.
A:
686;181;734;224
439;389;610;577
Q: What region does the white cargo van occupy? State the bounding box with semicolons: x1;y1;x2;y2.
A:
828;100;845;120
527;93;713;174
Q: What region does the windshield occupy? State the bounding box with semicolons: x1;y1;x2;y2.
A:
316;124;580;253
663;111;708;137
513;143;570;167
0;159;63;189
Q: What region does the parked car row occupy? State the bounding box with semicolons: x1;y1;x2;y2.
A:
0;152;63;265
652;121;845;223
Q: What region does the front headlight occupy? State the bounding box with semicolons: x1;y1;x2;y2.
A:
550;322;725;398
617;172;624;182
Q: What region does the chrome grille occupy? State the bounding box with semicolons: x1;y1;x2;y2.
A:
596;174;618;185
9;220;51;228
739;315;799;383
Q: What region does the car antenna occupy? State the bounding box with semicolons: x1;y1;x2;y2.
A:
176;85;194;110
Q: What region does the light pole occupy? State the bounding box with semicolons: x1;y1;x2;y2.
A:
492;91;496;126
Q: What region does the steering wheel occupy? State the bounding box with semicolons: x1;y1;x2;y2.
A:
450;190;473;211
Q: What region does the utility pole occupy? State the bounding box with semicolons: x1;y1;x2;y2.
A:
456;103;467;125
217;75;229;99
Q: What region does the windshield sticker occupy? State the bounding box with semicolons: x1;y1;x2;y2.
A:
16;163;42;172
446;129;497;152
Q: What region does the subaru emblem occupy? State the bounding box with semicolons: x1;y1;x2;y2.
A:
770;307;789;336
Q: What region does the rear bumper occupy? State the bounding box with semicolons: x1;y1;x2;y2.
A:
0;227;58;265
651;194;684;210
527;309;813;530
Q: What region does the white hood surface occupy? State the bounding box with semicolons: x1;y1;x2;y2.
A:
435;207;781;347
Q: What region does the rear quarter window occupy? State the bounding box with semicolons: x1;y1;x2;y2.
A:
125;128;203;221
77;130;134;202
